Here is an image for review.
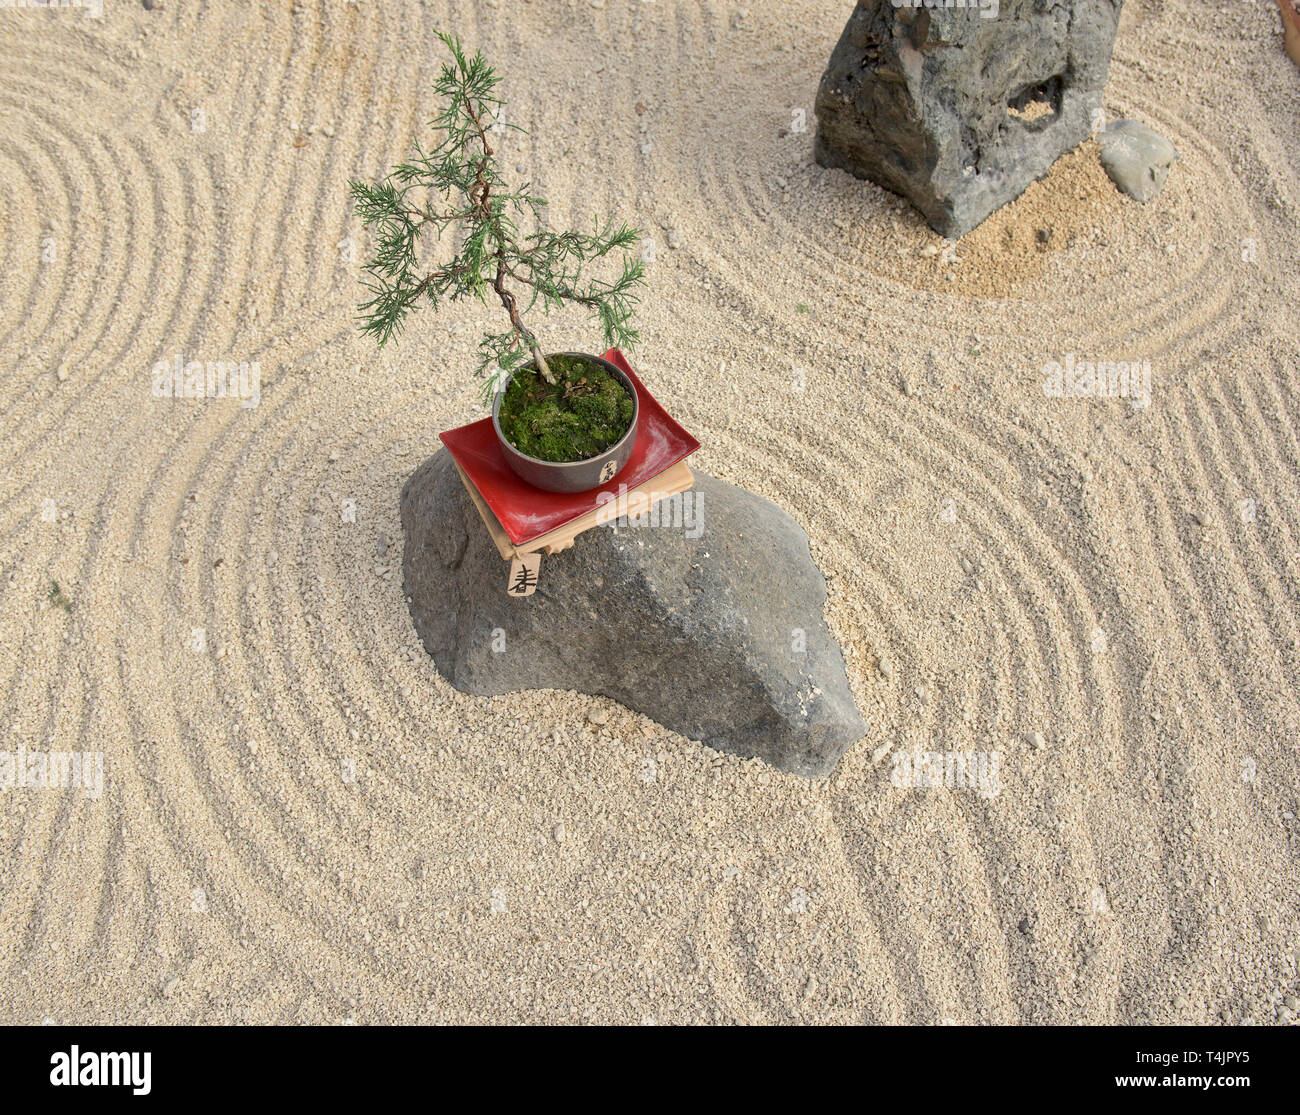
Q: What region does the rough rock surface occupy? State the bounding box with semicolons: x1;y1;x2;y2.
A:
401;451;867;777
1098;118;1178;202
815;0;1125;237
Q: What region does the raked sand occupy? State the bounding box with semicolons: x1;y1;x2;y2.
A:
1;0;1299;1024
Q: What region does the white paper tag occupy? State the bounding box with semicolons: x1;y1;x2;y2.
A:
507;553;541;597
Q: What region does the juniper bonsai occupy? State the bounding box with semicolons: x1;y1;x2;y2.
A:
349;31;646;407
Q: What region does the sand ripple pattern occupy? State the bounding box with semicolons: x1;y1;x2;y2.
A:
1;1;1298;1024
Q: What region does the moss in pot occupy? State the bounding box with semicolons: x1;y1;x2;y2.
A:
493;352;640;493
499;355;634;462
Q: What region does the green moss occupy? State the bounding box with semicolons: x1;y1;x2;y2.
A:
499;354;634;463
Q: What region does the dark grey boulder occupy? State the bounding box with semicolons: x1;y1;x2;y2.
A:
1098;118;1177;202
815;0;1124;237
400;451;867;777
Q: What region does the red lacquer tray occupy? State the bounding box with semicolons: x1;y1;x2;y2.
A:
439;349;701;546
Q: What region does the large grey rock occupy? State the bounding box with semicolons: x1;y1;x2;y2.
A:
815;0;1124;237
1098;118;1177;202
400;451;867;777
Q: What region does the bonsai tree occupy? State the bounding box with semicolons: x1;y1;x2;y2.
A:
349;32;647;465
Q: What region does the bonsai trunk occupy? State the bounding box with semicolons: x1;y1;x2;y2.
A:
528;342;552;384
494;260;552;383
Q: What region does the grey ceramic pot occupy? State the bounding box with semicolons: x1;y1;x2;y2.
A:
492;352;639;494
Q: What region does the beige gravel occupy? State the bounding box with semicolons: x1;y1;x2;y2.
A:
1;0;1299;1024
